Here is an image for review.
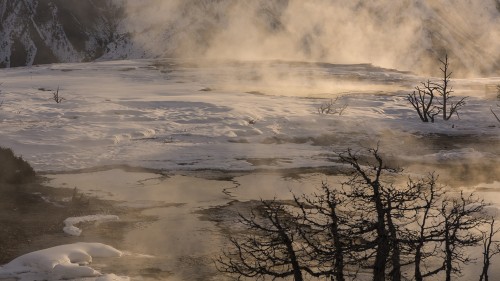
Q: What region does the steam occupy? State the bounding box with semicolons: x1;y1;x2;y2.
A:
121;0;500;77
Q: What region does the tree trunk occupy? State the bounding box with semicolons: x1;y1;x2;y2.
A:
386;208;401;281
479;219;496;281
280;231;303;281
444;232;452;281
414;245;423;281
331;213;345;281
373;235;389;281
373;184;389;281
441;54;449;121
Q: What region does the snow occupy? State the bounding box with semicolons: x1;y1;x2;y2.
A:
0;243;125;281
0;59;498;172
63;215;120;236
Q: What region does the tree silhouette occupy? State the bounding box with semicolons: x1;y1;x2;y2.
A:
216;200;309;281
479;218;500;281
436;54;467;121
217;148;492;281
408;54;467;122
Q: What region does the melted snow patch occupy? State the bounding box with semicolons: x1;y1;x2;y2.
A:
433;148;486;161
0;243;126;281
63;215;120;236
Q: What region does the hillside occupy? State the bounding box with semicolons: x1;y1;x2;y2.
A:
0;0;122;67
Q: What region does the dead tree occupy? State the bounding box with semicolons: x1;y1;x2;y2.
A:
491;105;500;123
318;96;348;115
294;183;359;281
218;148;492;281
216;200;308;281
52;86;64;103
408;80;440;122
439;192;486;281
479;218;500;281
339;148;391;281
435;54;467;120
338;147;419;281
0;82;3;107
408;54;467;122
408;173;445;281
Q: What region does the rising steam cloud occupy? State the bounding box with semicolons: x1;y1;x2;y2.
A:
120;0;500;77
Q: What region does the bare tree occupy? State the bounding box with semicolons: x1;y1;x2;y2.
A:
408;80;440;122
216;200;309;281
338;148;391;281
217;148;492;281
294;183;360;281
318;96;348;115
52;86;64;103
408;54;467;122
439;192;486;281
409;173;445;281
338;147;421;281
0;82;3;107
436;54;467;120
479;218;500;281
491;105;500;123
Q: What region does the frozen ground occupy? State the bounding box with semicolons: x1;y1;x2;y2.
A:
0;59;498;172
0;59;499;280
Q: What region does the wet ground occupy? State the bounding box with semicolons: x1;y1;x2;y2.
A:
2;162;499;280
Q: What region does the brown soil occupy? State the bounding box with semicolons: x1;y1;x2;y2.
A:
0;177;145;265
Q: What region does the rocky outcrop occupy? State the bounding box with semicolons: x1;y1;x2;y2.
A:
0;0;123;67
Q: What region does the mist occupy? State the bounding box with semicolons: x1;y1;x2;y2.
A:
121;0;500;77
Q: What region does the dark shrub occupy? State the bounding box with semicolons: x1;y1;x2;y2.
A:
0;147;35;184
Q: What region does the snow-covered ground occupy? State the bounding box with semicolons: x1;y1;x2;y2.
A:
0;59;499;280
0;59;498;172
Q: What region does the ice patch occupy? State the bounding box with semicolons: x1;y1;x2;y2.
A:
113;134;132;144
131;128;156;138
63;215;119;236
433;148;486;161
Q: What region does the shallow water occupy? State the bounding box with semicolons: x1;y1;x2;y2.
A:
44;168;500;280
45;169;341;280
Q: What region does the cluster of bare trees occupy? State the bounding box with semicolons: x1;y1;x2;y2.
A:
217;148;500;281
408;54;467;123
318;96;348;115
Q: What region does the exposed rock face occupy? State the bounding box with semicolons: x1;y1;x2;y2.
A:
0;0;123;67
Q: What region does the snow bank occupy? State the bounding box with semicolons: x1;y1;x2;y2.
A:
63;215;120;236
0;243;126;281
